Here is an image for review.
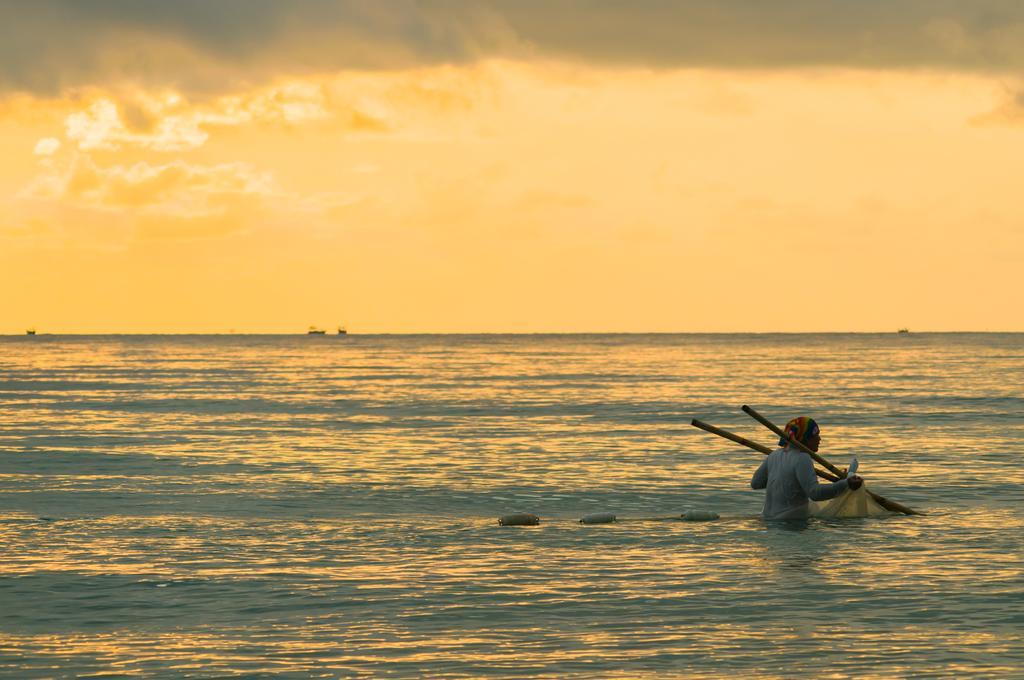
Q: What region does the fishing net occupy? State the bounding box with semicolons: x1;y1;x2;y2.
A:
810;485;891;518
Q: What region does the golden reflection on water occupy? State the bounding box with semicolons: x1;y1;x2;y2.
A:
1;622;1020;677
1;334;1023;675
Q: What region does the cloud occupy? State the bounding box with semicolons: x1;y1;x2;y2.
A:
0;0;519;96
61;83;333;151
5;1;1024;96
8;61;500;247
17;149;363;241
46;156;272;212
33;137;60;156
46;64;497;157
971;86;1024;125
12;154;282;243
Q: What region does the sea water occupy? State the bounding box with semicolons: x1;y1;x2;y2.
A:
1;333;1021;677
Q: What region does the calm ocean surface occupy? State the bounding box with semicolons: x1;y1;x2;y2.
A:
1;333;1022;678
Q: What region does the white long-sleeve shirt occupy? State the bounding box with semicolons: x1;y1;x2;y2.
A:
751;446;849;519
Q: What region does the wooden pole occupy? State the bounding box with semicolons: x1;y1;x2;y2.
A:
741;405;845;477
739;405;923;516
690;418;839;482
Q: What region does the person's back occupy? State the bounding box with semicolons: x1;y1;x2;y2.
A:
752;446;844;519
750;416;861;519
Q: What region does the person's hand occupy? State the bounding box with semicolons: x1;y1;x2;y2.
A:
847;474;863;490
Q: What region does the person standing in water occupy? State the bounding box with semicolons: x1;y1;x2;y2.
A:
751;416;863;519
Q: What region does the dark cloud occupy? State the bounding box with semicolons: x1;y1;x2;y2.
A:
3;0;1024;95
0;0;511;94
499;0;1024;69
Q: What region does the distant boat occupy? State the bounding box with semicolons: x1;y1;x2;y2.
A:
26;328;36;335
897;328;910;334
307;326;326;335
337;326;348;335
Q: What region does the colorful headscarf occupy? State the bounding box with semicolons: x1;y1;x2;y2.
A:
779;416;819;447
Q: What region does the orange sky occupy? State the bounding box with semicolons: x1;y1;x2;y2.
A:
2;3;1023;333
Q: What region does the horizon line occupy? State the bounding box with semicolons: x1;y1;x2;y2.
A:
5;330;1022;337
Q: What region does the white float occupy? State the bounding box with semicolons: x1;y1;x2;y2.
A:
498;513;540;526
579;512;616;524
681;509;719;521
